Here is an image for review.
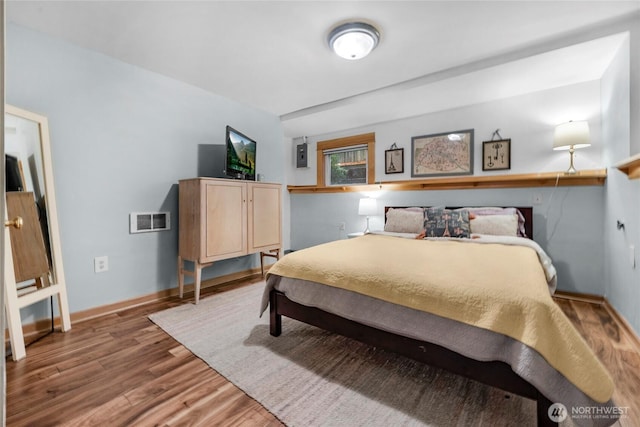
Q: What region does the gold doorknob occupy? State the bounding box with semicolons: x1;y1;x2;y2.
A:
4;216;23;229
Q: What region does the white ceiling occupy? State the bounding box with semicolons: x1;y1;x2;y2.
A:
7;1;639;138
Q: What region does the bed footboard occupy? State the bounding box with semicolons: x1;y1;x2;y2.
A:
269;289;556;427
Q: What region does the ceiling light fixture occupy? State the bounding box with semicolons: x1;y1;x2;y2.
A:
328;22;380;60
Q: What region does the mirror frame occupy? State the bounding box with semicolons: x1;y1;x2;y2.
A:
4;104;71;361
5;104;66;286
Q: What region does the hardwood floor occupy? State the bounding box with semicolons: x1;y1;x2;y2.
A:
554;298;640;427
6;277;282;427
6;278;640;426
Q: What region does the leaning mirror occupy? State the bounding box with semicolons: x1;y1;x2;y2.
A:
4;104;71;361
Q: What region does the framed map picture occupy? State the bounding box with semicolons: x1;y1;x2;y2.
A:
411;129;474;177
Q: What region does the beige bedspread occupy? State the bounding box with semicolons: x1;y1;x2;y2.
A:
266;233;614;403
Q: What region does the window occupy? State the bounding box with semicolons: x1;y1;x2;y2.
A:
325;145;368;185
317;133;375;187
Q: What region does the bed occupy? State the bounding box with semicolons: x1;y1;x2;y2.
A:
262;206;616;427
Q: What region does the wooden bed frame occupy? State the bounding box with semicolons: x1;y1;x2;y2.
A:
269;207;557;426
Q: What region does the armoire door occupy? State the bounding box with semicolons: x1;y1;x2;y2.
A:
204;180;247;261
248;182;281;253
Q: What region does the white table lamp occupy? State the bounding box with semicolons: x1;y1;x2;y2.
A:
553;120;590;174
358;198;377;234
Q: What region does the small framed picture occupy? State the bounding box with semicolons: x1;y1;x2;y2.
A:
385;148;404;174
482;139;511;171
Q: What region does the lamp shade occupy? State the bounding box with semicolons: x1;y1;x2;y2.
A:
553;121;591;151
358;198;377;216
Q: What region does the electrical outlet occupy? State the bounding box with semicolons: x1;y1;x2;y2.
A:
339;222;346;231
94;256;109;273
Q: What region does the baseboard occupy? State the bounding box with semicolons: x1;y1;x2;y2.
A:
14;267;265;340
553;290;605;304
555;290;640;355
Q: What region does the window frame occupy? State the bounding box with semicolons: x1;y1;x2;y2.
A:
323;144;368;186
316;133;375;187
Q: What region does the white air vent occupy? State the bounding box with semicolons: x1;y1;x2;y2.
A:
130;212;171;234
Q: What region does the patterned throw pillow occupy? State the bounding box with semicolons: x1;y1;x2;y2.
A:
424;208;470;238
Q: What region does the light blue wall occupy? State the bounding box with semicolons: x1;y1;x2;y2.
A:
602;30;640;335
6;24;286;323
290;183;604;295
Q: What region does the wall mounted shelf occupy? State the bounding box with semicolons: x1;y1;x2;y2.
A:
615;154;640;179
287;169;607;194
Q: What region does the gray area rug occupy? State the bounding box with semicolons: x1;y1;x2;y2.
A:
149;282;536;426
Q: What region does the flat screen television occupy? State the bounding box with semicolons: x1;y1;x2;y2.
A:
225;126;256;180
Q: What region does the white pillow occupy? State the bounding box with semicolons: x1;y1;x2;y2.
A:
470;214;518;237
459;207;527;237
384;208;425;234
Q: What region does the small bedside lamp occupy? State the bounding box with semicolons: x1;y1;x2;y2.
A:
358;198;377;234
553;120;591;174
